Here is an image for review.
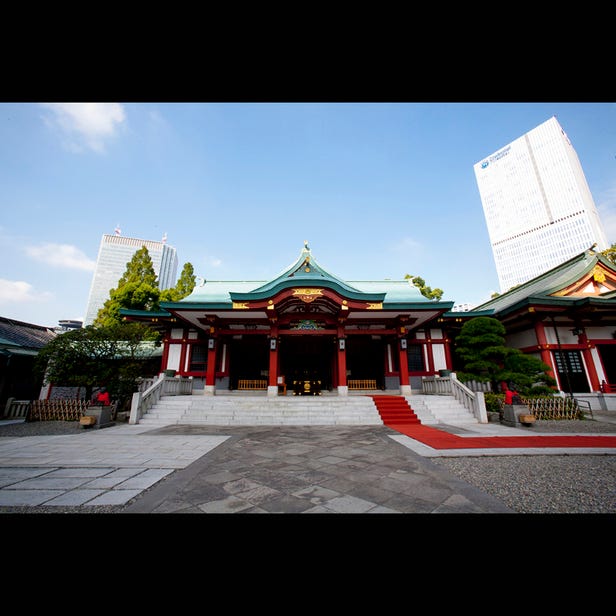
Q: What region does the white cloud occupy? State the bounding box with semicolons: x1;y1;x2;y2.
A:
26;243;96;271
388;236;423;255
40;103;126;153
0;279;53;304
208;257;223;268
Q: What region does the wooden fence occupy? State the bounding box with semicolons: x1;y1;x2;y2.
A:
3;398;118;422
498;396;583;420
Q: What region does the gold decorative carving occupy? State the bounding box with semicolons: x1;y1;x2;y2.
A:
592;266;606;283
232;302;249;309
293;288;323;303
367;302;383;310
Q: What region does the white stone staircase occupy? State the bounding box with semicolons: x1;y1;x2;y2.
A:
136;394;384;427
136;392;480;427
405;394;478;425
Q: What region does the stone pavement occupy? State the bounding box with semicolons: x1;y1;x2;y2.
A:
0;424;228;508
0;417;615;513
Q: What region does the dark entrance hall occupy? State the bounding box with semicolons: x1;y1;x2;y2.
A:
279;335;334;393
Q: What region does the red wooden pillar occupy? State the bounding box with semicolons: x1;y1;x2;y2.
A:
579;333;600;392
205;338;217;385
534;320;555;379
161;331;170;373
178;328;188;376
398;339;411;395
205;339;217;391
443;334;453;370
425;337;434;373
398;338;409;387
267;327;279;396
337;327;347;394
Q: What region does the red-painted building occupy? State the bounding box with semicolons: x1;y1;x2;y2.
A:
440;247;616;398
121;243;456;396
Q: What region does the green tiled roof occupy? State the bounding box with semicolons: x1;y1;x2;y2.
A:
163;243;433;308
472;249;614;315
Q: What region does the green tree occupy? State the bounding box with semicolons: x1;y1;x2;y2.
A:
601;243;616;265
454;316;555;394
404;274;444;300
35;322;161;407
94;246;161;327
160;262;196;302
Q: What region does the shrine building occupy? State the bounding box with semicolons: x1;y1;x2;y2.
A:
121;242;456;396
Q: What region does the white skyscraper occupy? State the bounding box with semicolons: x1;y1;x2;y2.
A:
84;232;178;326
474;116;608;293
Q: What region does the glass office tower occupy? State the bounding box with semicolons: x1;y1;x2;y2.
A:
84;233;178;326
474;116;608;293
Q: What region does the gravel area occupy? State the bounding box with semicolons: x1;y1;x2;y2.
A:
431;419;616;514
1;419;615;514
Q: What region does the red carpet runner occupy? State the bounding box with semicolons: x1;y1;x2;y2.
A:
371;396;616;450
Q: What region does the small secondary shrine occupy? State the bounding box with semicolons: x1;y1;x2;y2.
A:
440;247;616;395
122;243;455;396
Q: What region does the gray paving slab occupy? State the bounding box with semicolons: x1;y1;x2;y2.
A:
118;468;174;489
0;468;52;486
45;468;115;478
0;489;65;506
44;489;107;506
9;476;94;490
84;489;144;506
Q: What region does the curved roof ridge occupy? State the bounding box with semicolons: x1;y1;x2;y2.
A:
249;241;363;294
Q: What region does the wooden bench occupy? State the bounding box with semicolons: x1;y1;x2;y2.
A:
348;379;377;390
237;379;267;390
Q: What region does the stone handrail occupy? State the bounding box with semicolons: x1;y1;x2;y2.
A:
130;374;165;424
421;374;453;394
163;376;194;396
421;373;488;423
450;375;487;423
129;375;193;424
3;398;31;419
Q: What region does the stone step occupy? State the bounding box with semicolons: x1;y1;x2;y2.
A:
405;395;478;424
137;393;480;427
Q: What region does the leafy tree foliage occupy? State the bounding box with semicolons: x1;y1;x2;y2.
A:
404;274;443;301
94;246;160;327
601;243;616;265
454;316;556;394
160;262;196;302
35;322;161;409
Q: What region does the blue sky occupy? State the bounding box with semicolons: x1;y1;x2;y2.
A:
1;102;615;328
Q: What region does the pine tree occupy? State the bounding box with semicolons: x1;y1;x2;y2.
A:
404;274;444;301
454;316;555;393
